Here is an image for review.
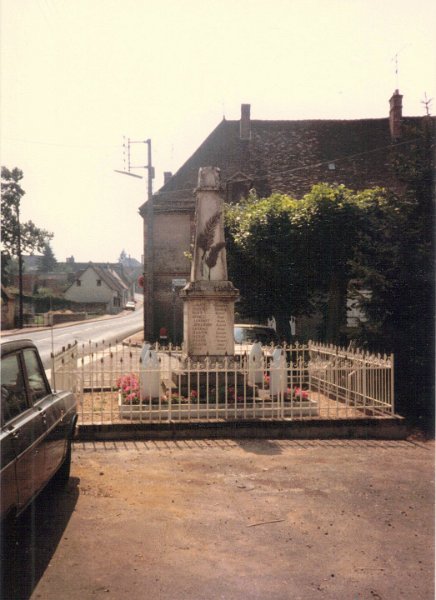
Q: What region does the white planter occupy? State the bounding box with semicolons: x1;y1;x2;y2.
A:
118;394;318;420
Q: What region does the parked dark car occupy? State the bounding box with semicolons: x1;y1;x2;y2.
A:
234;324;280;359
0;339;77;524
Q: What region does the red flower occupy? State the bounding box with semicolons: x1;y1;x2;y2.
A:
294;387;309;400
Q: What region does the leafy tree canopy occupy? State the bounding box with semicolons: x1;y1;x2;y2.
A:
225;184;376;338
1;167;53;283
39;242;57;272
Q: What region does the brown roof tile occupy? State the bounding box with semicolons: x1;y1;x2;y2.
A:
141;115;434;213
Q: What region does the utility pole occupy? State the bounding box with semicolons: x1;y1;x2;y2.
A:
114;138;154;340
145;139;154;341
16;201;24;329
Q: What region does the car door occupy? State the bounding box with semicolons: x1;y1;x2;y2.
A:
21;348;66;483
0;421;18;521
1;353;25;520
1;351;47;511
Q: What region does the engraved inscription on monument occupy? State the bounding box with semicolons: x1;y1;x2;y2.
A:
188;299;233;356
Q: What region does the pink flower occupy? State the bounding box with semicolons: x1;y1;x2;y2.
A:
117;373;140;404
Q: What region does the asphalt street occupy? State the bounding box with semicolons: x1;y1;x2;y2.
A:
1;307;143;366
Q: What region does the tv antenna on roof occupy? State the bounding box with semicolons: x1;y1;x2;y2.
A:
421;92;432;116
114;136;155;181
391;44;409;89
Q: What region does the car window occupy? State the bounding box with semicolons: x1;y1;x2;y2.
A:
234;327;244;343
234;327;279;345
253;329;279;344
22;349;50;403
1;353;28;423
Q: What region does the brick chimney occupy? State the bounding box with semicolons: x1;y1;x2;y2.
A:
389;89;403;139
240;104;251;140
163;171;172;185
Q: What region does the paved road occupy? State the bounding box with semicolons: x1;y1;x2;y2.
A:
2;438;433;600
1;308;143;366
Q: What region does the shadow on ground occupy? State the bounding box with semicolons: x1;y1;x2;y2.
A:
236;439;283;455
1;477;80;600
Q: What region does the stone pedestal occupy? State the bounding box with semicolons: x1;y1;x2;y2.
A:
180;280;239;360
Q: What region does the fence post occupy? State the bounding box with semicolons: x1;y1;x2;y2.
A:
362;362;367;412
390;353;395;414
270;348;286;418
140;349;161;400
248;342;263;386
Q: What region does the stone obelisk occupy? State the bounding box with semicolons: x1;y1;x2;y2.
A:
180;167;239;360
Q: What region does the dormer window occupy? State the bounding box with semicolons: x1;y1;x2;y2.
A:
226;172;253;203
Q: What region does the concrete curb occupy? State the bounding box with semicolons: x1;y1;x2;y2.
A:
77;416;408;441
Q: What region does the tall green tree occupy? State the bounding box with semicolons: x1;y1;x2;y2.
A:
292;184;363;342
226;192;300;333
39;242;57;272
352;121;435;424
225;184;365;341
1;167;53;284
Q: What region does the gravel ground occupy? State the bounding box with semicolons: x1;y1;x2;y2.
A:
3;438;434;600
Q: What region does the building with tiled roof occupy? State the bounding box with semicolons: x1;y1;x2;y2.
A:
64;263;131;314
139;91;435;342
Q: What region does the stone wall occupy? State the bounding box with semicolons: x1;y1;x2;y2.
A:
48;312;88;325
144;207;192;340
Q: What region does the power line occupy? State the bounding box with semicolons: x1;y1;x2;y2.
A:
266;137;423;177
3;137;119;150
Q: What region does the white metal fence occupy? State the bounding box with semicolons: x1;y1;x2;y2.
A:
50;339;394;425
308;342;394;417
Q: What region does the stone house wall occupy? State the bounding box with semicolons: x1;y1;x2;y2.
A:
149;207;193;342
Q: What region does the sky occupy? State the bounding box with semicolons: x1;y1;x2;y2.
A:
1;0;435;263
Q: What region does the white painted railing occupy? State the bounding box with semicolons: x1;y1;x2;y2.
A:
308;342;394;416
50;339;394;424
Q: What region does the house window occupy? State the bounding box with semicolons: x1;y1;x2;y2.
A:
226;179;252;203
76;280;81;286
96;280;101;286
